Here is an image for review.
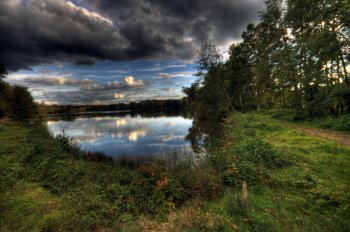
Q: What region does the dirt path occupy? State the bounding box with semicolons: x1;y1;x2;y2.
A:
0;116;10;123
280;122;350;147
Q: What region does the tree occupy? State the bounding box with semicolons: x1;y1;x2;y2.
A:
184;0;350;120
195;43;223;78
225;44;254;111
0;64;7;81
183;43;235;119
0;64;9;117
8;85;38;120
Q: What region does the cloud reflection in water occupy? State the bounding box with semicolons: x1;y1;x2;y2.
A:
46;114;193;160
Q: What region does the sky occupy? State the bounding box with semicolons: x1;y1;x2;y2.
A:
0;0;265;105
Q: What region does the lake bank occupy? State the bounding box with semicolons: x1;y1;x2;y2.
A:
1;111;349;231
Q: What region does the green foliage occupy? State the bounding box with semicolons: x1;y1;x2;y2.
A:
184;112;350;232
183;0;350;120
0;121;227;230
215;113;289;188
54;131;81;157
183;43;231;120
181;164;223;200
309;115;350;132
264;109;350;132
0;83;9;117
0;81;38;120
1;65;39;120
1;111;350;231
0;64;7;81
7;85;38;120
44;98;187;115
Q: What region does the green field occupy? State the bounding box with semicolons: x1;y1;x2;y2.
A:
1;112;349;231
198;112;350;231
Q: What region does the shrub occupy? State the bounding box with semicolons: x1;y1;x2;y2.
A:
7;85;38;120
54;131;80;157
225;138;288;186
223;114;289;187
312;115;350;131
234;138;286;169
80;150;113;162
181;164;223;200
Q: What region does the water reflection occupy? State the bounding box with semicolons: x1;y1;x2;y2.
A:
46;113;194;160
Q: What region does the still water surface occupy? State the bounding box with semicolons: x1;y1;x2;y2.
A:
46;113;194;161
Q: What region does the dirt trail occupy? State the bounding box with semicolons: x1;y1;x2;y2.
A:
281;122;350;147
0;116;10;123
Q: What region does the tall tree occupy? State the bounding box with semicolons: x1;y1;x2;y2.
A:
0;64;7;81
8;85;38;120
184;43;233;119
225;44;254;111
185;0;350;120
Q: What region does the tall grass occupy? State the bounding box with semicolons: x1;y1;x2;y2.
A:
261;109;350;132
0;121;226;230
1;113;349;231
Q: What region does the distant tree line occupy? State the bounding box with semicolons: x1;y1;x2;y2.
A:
184;0;350;120
0;64;187;119
44;99;187;115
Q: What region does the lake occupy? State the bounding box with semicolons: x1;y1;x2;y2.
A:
46;112;195;161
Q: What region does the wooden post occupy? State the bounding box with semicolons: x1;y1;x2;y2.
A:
242;180;248;209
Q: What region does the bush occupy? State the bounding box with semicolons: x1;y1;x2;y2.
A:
0;82;10;117
181;164;223;200
234;138;286;169
312;115;350;132
222;113;288;187
54;131;81;157
2;85;38;120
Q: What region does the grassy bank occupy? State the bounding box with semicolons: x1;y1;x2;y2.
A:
142;112;350;231
207;112;350;231
1;112;350;231
259;109;350;133
0;121;220;231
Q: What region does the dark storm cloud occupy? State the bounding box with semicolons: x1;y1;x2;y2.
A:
13;75;145;90
73;58;97;66
88;0;260;42
8;74;149;104
37;83;181;104
0;0;128;71
20;76;95;86
0;0;264;71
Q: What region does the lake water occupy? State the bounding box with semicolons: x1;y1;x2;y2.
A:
46;113;195;161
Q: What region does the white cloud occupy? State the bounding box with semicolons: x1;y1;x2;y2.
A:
158;71;194;79
10;76;95;86
115;119;126;127
217;39;242;60
158;73;172;79
66;1;113;26
141;64;188;72
124;76;144;87
114;93;125;99
128;129;147;142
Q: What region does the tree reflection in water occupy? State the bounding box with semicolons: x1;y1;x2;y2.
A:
185;116;223;154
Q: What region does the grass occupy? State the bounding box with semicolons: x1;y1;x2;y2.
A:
0;121;221;231
0;182;62;232
259;109;350;132
1;113;350;231
195;112;350;231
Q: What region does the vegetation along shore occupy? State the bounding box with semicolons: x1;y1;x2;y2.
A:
1;0;350;231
